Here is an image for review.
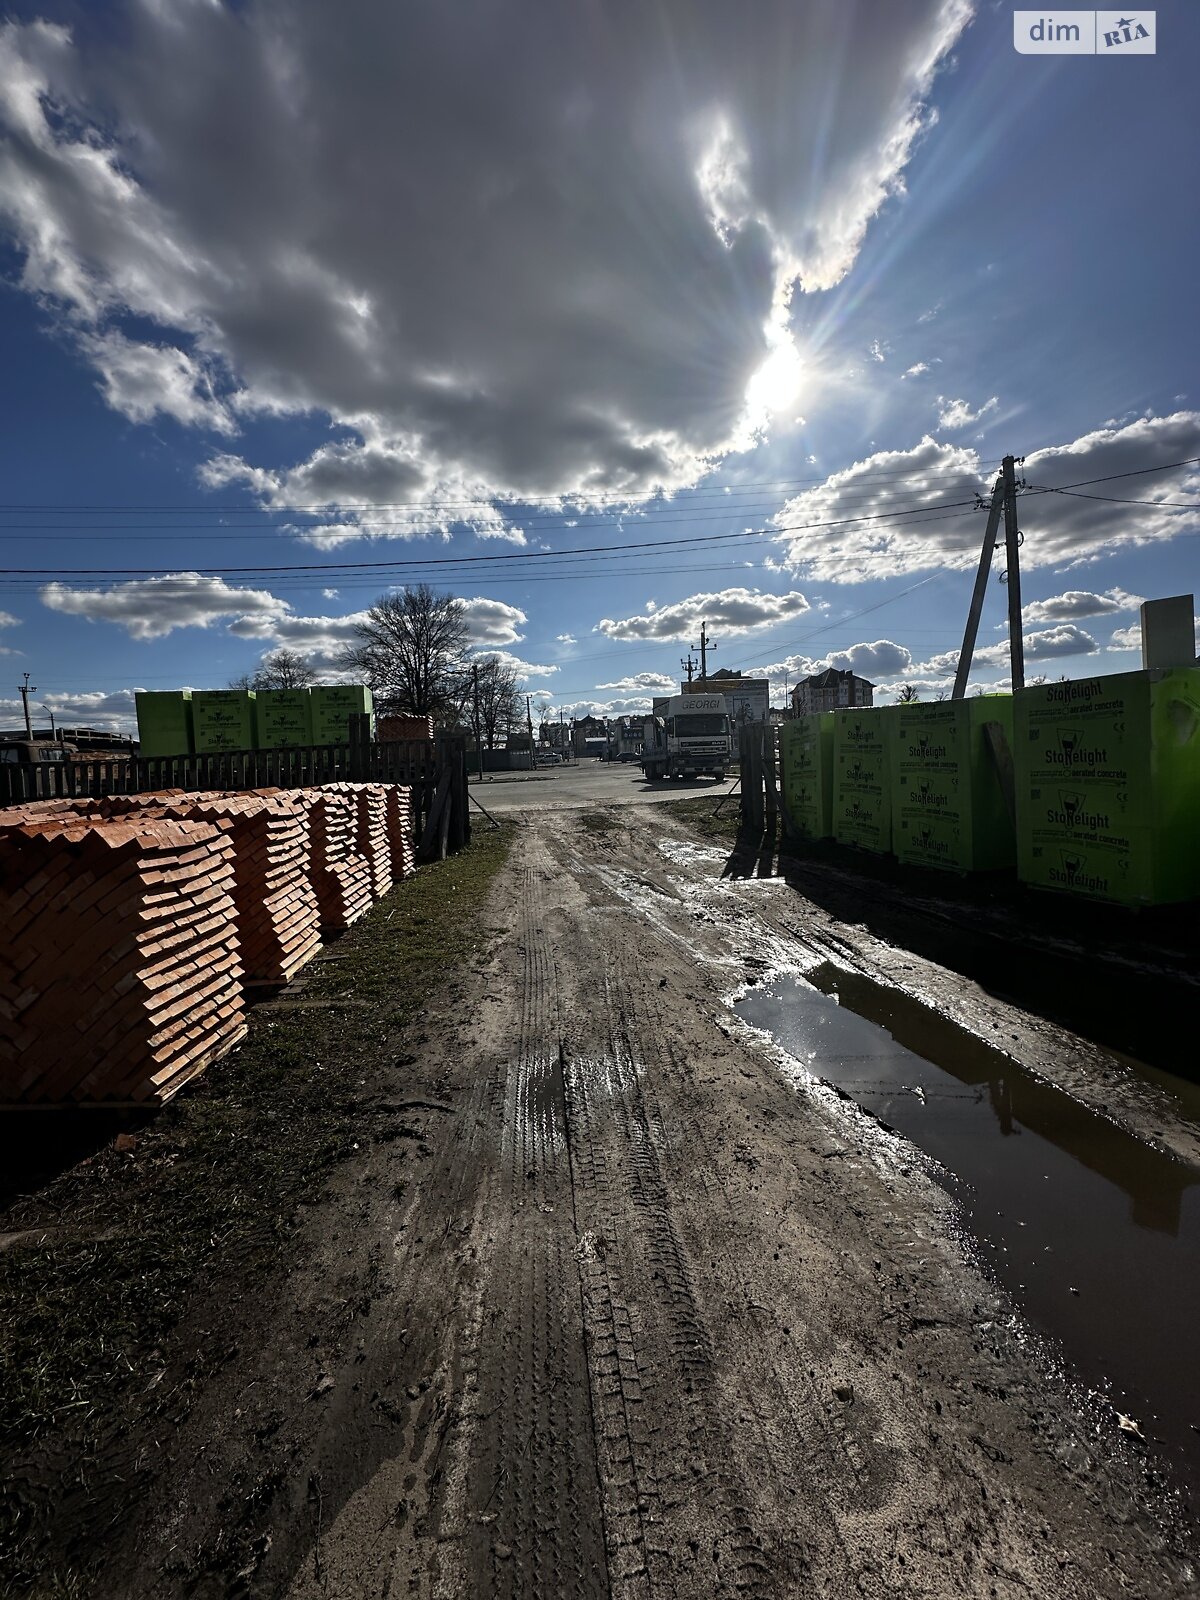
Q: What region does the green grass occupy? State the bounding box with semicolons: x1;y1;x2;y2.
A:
0;821;516;1591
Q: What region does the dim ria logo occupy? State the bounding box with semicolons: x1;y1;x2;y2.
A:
1014;11;1155;53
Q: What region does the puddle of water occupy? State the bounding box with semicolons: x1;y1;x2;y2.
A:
735;970;1200;1498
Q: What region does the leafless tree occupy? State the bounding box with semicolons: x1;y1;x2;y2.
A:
341;584;470;721
228;648;316;690
472;654;521;749
896;684;920;703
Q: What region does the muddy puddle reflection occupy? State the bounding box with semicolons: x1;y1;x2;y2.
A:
735;969;1200;1496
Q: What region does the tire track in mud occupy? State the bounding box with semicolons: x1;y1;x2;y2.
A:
461;848;610;1600
564;954;837;1597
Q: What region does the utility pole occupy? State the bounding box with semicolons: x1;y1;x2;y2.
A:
43;703;56;740
471;661;483;780
952;454;1025;698
526;694;534;769
680;652;696;684
1002;454;1026;692
692;624;714;680
17;672;35;739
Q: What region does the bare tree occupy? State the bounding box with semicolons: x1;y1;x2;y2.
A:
341;585;470;721
473;655;521;750
228;648;316;691
255;648;316;689
896;684;920;703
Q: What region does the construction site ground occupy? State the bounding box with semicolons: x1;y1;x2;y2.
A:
3;791;1199;1599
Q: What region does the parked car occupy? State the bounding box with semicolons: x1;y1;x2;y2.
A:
535;749;563;765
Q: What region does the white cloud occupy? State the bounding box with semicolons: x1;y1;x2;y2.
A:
773;413;1200;583
936;394;998;430
902;361;930;378
917;301;943;324
556;633;577;645
0;688;138;734
1023;588;1142;623
0;2;972;513
596;671;678;694
322;587;340;599
227;608;369;664
77;331;236;434
597;587;810;641
40;572;288;641
916;624;1100;676
825;639;913;679
869;339;889;363
461;597;526;647
1110;624;1141;651
488;651;559;682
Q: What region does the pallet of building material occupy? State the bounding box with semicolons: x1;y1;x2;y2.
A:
326;782;394;899
383;784;417;880
301;788;374;932
832;707;894;854
98;792;320;988
1014;667;1200;906
0;817;246;1106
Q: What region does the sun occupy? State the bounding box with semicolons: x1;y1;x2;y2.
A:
745;336;804;419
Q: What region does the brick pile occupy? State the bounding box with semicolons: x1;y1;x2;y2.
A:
0;817;246;1105
304;789;374;931
328;783;394;899
384;785;417;880
101;792;320;987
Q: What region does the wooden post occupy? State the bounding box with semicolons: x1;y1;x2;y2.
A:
763;722;778;830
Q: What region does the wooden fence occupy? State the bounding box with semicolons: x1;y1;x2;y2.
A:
0;721;471;862
737;721;789;835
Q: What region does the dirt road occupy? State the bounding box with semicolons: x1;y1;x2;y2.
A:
105;805;1197;1599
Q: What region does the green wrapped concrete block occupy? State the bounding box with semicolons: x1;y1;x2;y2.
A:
310;685;373;744
135;690;193;757
890;696;1015;873
192;690;257;753
256;688;313;749
833;708;893;853
1014;668;1200;906
780;714;833;839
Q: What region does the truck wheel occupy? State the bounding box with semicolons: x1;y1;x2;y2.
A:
713;770;725;783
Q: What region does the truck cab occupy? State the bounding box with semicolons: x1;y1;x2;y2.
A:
0;739;76;765
640;694;730;782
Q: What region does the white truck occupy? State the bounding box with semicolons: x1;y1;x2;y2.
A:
640;693;731;782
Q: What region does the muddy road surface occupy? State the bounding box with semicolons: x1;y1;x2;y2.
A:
107;806;1198;1599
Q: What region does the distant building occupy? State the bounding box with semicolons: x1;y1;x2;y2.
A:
792;668;874;716
572;714;607;755
683;669;769;725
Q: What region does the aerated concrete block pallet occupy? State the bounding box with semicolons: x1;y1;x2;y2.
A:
191;690;257;753
779;713;834;839
135;690;194;757
890;696;1015;873
310;685;373;744
1014;667;1200;906
832;707;893;854
255;688;314;749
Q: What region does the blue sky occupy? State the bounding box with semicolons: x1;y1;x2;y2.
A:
0;0;1196;733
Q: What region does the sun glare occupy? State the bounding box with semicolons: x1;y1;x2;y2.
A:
745;337;804;419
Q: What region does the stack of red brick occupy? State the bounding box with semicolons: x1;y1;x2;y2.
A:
298;788;375;933
327;782;394;900
0;816;246;1104
102;792;321;985
385;786;417;881
0;781;418;1105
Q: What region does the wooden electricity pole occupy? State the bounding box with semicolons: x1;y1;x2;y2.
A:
681;652;697;683
953;455;1026;699
17;672;36;739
